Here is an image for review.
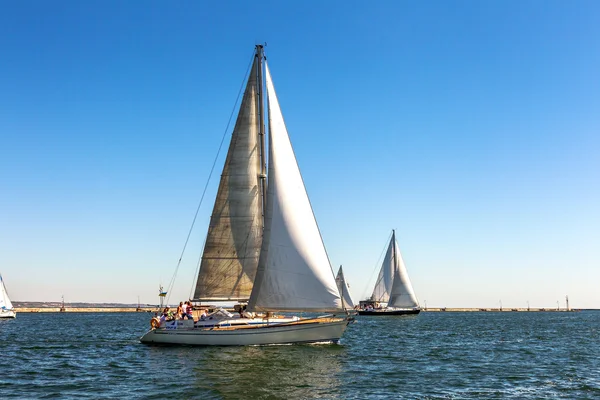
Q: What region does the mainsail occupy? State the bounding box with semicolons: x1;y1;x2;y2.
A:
370;233;396;303
387;240;419;308
192;55;264;302
0;274;14;310
247;63;343;313
336;266;355;309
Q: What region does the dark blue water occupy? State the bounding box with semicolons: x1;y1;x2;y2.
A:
1;311;598;399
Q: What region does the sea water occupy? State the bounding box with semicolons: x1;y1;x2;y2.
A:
0;311;598;399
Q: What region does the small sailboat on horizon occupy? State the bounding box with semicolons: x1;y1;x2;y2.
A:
140;45;353;346
358;230;421;316
0;273;16;319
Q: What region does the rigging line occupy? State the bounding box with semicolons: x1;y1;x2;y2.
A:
165;49;257;304
361;230;394;300
188;234;207;302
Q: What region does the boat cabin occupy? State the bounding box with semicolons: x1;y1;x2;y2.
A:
358;300;384;310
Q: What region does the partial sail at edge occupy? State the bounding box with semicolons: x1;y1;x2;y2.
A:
247;63;343;313
192;56;264;302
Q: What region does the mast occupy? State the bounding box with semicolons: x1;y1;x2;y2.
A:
256;44;267;219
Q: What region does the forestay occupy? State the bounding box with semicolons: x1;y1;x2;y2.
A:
247;63;343;313
193;57;264;302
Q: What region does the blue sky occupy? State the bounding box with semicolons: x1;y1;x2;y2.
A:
1;1;598;308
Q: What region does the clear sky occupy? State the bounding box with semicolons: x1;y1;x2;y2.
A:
1;1;598;308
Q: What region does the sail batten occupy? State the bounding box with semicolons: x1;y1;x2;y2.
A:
247;63;343;313
192;56;264;301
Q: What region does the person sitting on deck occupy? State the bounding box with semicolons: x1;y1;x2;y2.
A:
162;307;174;321
181;301;188;319
242;305;255;319
186;301;194;321
199;309;207;320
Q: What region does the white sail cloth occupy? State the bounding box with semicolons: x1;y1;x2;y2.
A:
248;64;343;313
370;235;396;303
0;274;14;310
387;241;419;308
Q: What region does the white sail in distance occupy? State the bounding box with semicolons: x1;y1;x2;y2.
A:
387;240;419;308
247;63;343;313
193;56;264;302
0;274;14;310
336;266;355;309
370;233;396;303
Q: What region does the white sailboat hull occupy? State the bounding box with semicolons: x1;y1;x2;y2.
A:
140;317;351;346
0;310;16;318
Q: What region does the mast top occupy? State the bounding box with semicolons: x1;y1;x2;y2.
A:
255;44;267;60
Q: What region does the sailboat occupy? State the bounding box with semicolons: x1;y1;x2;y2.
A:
358;230;421;316
336;265;355;309
0;273;16;318
140;45;353;346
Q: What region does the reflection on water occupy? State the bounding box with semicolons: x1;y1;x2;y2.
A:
147;343;345;399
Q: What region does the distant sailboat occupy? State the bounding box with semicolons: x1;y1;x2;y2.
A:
140;45;353;346
0;273;16;318
336;265;355;309
359;230;420;316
